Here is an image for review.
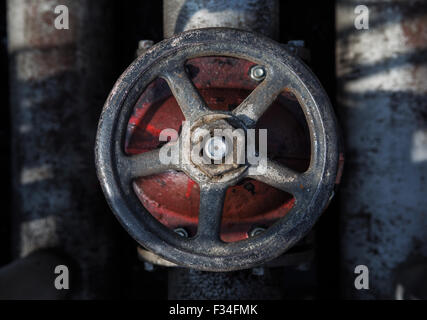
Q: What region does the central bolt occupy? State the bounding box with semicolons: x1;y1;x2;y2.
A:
204;136;228;161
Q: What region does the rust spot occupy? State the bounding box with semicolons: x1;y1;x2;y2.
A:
402;15;427;48
336;153;345;185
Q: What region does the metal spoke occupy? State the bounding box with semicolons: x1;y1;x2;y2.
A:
121;149;178;181
163;65;210;120
248;160;307;202
196;184;227;243
233;73;287;127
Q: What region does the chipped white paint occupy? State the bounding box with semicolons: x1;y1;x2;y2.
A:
183;8;257;32
21;165;54;185
344;65;427;94
163;0;279;39
20;216;59;257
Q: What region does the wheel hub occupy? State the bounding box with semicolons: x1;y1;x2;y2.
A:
205;136;228;161
186;113;246;180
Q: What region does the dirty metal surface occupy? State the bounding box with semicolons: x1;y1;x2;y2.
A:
163;0;279;40
337;0;427;299
168;267;282;299
96;28;340;271
7;0;120;298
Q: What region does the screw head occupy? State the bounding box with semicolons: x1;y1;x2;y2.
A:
174;227;189;238
204;136;228;161
250;65;266;81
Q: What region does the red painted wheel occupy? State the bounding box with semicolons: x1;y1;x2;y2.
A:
126;56;308;243
96;28;340;271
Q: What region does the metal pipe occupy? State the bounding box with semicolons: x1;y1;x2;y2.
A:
7;0;119;298
163;0;279;39
168;268;282;299
163;0;283;299
337;0;427;299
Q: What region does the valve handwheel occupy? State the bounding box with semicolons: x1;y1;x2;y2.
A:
95;28;340;271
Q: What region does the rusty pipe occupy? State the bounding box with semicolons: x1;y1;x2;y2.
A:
163;0;279;39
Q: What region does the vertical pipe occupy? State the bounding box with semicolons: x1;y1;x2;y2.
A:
337;0;427;299
163;0;282;299
7;0;119;298
168;268;282;300
163;0;279;40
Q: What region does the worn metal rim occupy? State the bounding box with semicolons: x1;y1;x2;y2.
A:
95;28;339;271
